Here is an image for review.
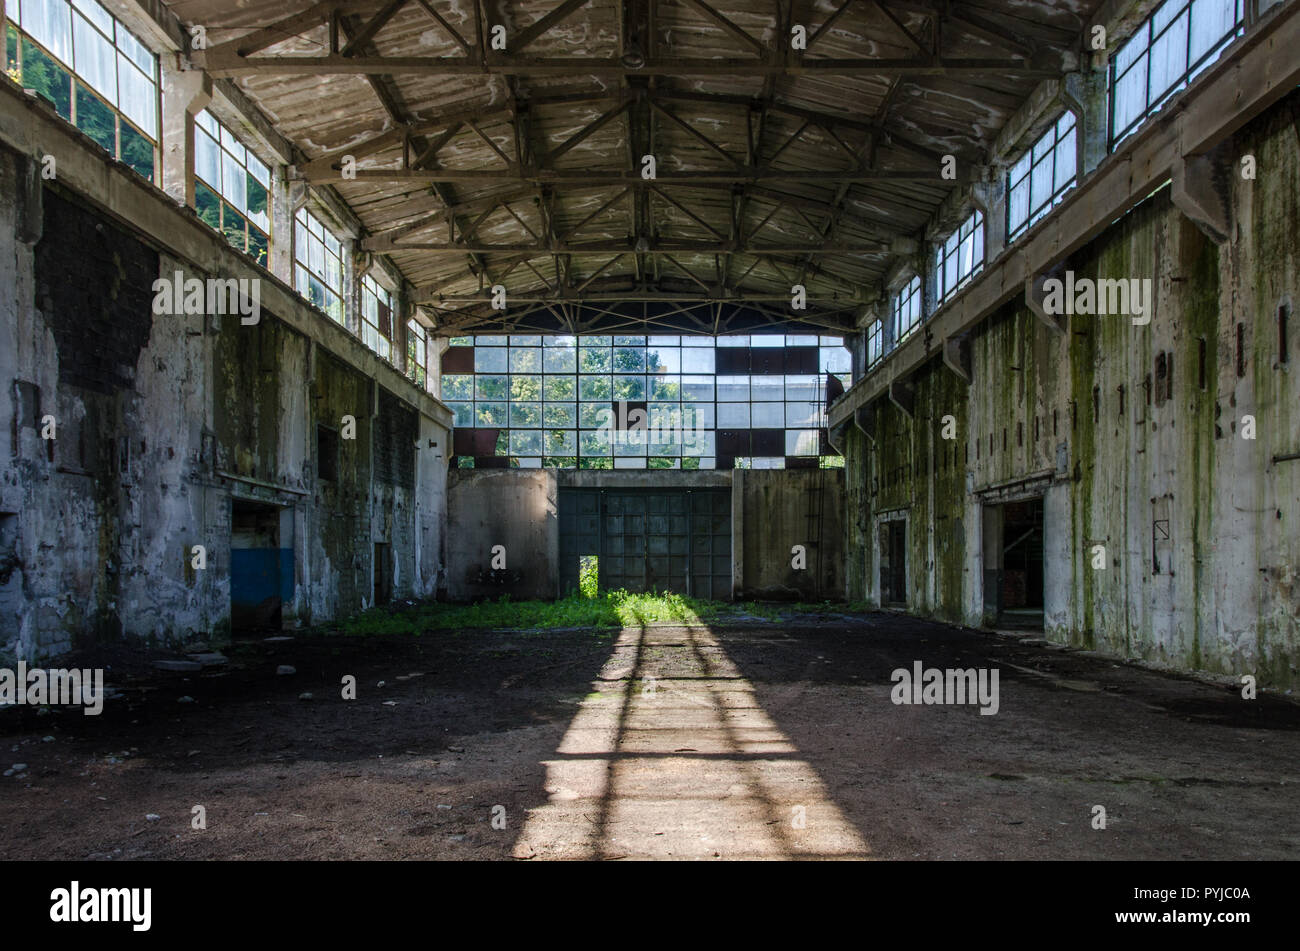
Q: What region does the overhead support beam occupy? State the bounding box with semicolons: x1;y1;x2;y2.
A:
424;291;861;304
853;406;877;445
193;52;1061;79
888;379;915;418
1024;267;1066;334
942;336;972;384
307;167;968;185
340;0;409;55
367;238;890;253
1171;147;1232;244
509;0;592;51
828;2;1300;432
296;88;947;179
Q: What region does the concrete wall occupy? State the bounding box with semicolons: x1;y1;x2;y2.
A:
735;469;845;600
0;87;452;662
446;468;558;601
445;467;845;602
841;91;1300;689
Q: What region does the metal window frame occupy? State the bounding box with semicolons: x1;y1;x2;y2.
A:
1108;0;1246;150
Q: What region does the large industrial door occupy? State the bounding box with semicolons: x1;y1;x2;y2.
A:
558;488;731;599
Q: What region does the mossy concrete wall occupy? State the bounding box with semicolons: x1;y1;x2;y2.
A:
843;92;1300;688
0;136;451;662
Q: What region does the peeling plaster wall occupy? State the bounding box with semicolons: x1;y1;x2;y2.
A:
843;92;1300;688
445;467;845;602
736;469;844;600
0;146;450;664
446;468;559;602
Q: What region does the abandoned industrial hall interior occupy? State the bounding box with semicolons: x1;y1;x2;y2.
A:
0;0;1298;880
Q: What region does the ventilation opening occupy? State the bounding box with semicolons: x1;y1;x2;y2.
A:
0;514;23;625
317;425;339;482
373;542;391;606
1281;303;1291;365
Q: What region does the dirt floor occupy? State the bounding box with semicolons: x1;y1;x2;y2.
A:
2;611;1298;860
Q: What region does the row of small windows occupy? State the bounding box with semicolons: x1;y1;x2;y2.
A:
5;0;157;179
195;110;270;268
444;334;851;469
1111;0;1245;147
5;0;1248;397
293;207;344;323
3;3;427;390
863;0;1245;378
1007;112;1076;242
935;209;984;306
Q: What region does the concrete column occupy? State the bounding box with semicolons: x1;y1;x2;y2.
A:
343;239;359;336
393;283;410;375
730;470;743;600
922;242;939;318
269;172;297;285
972;174;1008;263
160;62;211;207
428;333;451;400
847;329;866;381
1063;68;1109;179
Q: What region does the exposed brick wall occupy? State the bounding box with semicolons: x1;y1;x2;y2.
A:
34;188;156;395
374;387;416;489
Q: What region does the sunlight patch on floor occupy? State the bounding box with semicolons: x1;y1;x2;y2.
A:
513;627;871;860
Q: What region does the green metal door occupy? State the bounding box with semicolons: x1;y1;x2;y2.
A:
558;487;731;599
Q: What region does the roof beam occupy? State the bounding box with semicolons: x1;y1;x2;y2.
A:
509;0;591;51
310;167;965;184
340;0;408;55
194;52;1061;78
680;0;768;54
369;239;890;253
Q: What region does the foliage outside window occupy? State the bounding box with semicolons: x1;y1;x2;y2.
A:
1007;112;1077;242
360;274;392;362
294;208;343;322
194;109;270;267
1110;0;1244;148
867;319;883;369
442;334;851;470
406;320;427;389
5;0;158;180
935;209;984;306
892;276;923;344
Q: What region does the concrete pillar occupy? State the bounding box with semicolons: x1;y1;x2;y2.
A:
921;241;939;319
269;170;297;285
160;62;211;207
972;175;1008;264
879;299;896;354
428;332;451;400
343;239;359;335
730;470;744;599
1063;68;1109;179
393;283;411;375
847;329;867;381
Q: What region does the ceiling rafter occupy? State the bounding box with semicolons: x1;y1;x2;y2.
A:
187;0;1091;334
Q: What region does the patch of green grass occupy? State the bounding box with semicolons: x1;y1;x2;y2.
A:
329;590;804;637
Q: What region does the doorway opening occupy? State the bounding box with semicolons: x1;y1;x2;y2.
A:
230;499;292;637
578;554;599;598
984;497;1044;629
878;518;907;607
373;542;392;606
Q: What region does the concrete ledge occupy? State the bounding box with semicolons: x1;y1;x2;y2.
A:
830;1;1300;429
0;78;451;428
